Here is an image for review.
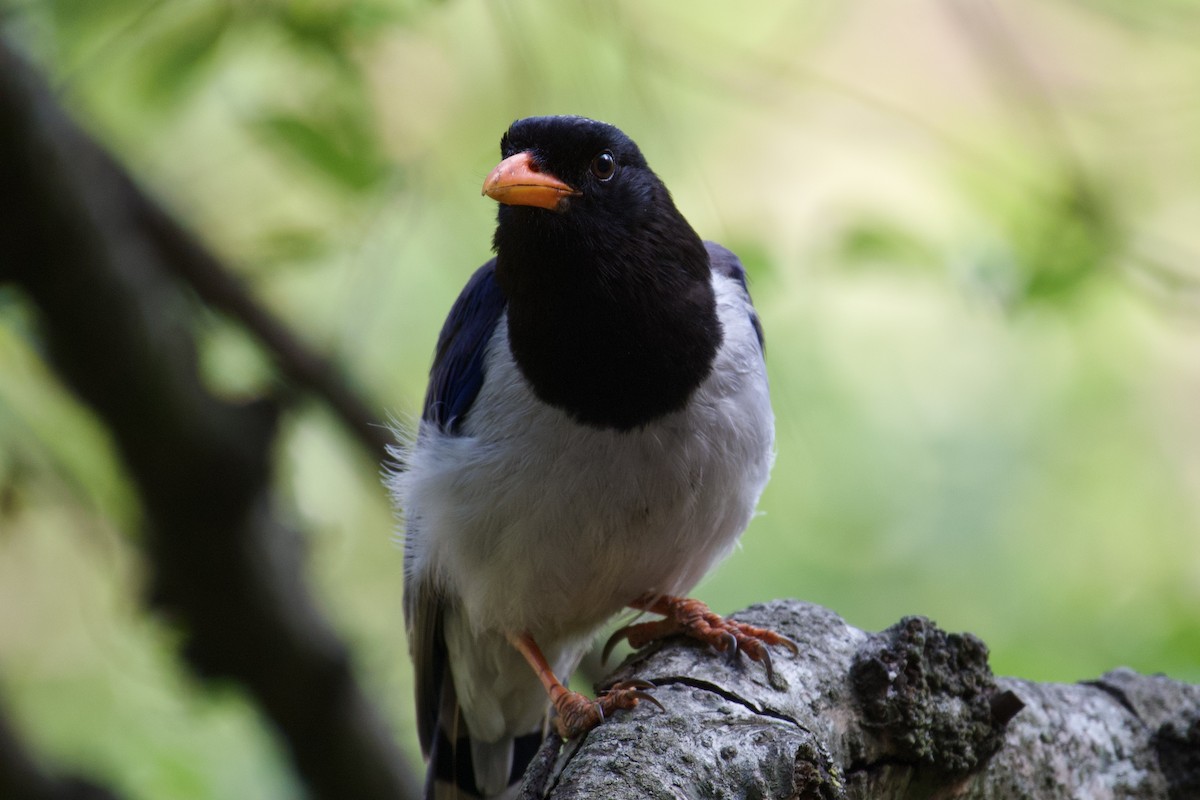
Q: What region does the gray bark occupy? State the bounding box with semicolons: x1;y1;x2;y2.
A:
520;601;1200;800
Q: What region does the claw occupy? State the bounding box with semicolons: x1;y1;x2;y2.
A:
775;634;800;656
719;631;739;656
627;690;665;712
601;679;662;714
758;644;775;684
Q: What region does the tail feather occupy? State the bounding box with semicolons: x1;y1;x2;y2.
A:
424;651;549;799
427;677;481;799
470;737;513;796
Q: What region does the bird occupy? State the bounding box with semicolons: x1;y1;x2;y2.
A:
390;115;790;800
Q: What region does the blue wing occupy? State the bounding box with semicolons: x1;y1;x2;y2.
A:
422;259;508;435
705;241;764;352
407;259;505;761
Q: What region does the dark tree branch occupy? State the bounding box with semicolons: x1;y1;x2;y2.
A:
522;601;1200;799
0;37;417;800
128;188;394;462
1;48;391;462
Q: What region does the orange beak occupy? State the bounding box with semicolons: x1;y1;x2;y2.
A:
482;151;581;212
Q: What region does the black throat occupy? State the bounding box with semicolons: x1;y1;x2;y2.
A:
494;208;721;431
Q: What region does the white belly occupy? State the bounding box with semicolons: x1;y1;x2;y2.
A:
394;272;773;744
398;274;774;640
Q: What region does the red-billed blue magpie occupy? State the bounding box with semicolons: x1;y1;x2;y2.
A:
390;116;788;799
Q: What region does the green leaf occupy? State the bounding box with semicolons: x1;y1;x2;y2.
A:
269;0;402;64
1015;180;1116;304
138;1;232;106
253;227;331;269
255;109;387;191
836;218;937;273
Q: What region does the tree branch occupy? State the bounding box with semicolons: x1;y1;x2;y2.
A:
0;37;417;800
521;601;1200;799
128;187;394;462
1;47;391;462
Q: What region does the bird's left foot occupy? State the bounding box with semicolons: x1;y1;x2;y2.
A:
605;595;799;682
553;680;662;739
507;631;663;738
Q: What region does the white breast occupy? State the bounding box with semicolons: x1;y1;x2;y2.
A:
397;271;774;640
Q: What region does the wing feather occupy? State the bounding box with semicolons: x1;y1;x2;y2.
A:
423;260;508;434
705;241;764;352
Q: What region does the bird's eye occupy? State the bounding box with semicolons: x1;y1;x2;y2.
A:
590;151;617;181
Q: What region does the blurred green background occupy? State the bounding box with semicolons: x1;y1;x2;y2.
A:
2;0;1199;797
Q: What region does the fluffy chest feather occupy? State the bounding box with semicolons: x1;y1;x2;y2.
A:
399;273;773;639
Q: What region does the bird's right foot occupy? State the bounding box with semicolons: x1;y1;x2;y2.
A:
605;594;799;682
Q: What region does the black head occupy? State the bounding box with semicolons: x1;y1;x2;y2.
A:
482;115;720;430
496;115;646;207
501;115;649;175
485;115;697;250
